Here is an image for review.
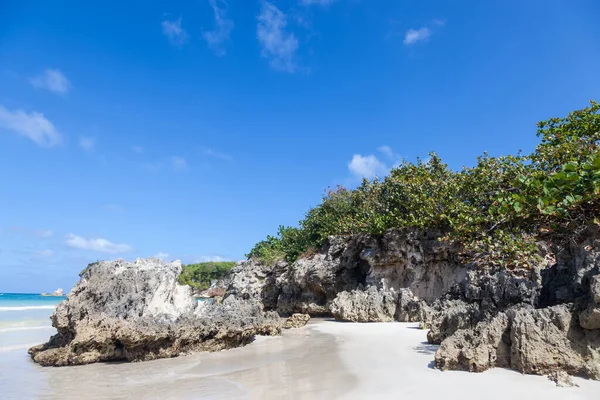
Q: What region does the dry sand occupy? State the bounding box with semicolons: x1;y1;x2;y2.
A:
4;320;599;399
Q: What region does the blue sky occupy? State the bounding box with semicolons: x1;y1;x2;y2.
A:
1;0;599;292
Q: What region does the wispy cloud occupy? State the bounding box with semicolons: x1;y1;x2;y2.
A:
66;233;133;254
377;145;402;166
403;20;445;46
403;27;431;45
10;226;54;238
35;229;54;238
154;252;169;260
162;17;188;47
0;105;61;147
30;69;71;95
32;249;55;260
203;0;234;56
79;136;95;152
132;145;144;154
257;1;299;73
202;147;233;161
299;0;338;6
170;156;189;170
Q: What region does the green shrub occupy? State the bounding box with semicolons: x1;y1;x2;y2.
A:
178;262;236;290
247;101;600;270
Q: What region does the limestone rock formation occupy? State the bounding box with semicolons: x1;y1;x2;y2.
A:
330;286;397;322
29;258;282;367
284;313;311;329
435;304;600;380
226;229;468;316
225;227;600;380
433;231;600;380
580;275;600;330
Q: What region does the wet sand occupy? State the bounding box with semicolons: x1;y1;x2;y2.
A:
3;320;600;399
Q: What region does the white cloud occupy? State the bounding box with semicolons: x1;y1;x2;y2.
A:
66;233;133;254
377;145;402;166
403;27;431;45
30;69;71;94
154;252;169;260
35;229;54;238
300;0;337;5
257;2;299;73
0;105;61;147
162;17;188;47
203;147;233;161
171;156;189;170
132;145;144;154
348;154;388;179
377;145;395;159
203;0;234;56
10;226;53;238
79;137;95;152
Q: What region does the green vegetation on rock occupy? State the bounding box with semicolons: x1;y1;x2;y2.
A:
178;262;236;290
248;101;600;269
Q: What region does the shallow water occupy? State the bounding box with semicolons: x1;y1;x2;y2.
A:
0;295;354;400
0;294;64;354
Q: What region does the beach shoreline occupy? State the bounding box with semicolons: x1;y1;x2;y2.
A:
3;317;600;399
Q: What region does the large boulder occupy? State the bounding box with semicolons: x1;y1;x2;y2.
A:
435;304;600;379
29;258;282;367
329;286;397;322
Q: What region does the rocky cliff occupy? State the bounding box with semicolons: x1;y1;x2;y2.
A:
31;228;600;380
226;228;600;381
29;258;282;366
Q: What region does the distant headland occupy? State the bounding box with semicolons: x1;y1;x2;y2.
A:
40;288;64;297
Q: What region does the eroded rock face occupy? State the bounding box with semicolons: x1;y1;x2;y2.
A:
329;286;397;322
435;304;600;379
226;228;600;380
226;229;467;316
434;232;600;380
29;258;282;367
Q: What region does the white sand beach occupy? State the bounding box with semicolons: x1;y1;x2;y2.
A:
3;319;599;399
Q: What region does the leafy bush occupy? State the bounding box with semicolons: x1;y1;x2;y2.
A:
248;101;600;270
178;262;236;290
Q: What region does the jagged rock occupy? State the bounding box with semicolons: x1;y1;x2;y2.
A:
330;286;397;322
580;274;600;330
360;230;466;302
226;229;468;316
227;259;289;309
425;300;482;344
29;258;283;367
580;304;600;330
547;371;579;387
435;305;600;379
435;312;511;372
395;288;429;322
284;313;311;329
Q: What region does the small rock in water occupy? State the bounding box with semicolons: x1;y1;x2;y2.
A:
284;313;311;329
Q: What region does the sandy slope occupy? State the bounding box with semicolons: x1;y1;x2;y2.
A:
314;321;599;400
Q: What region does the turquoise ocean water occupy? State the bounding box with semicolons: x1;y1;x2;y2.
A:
0;293;63;353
